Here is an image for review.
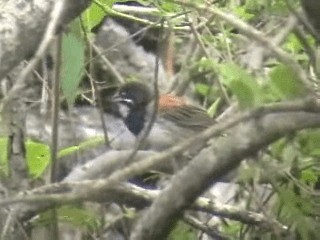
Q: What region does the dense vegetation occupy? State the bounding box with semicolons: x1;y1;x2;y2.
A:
1;0;320;239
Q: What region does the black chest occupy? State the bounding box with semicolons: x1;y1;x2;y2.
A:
124;108;146;136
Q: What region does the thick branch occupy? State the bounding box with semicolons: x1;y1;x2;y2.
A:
130;110;320;240
0;0;92;80
2;101;320;227
0;182;287;232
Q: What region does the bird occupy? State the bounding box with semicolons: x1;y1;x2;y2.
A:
109;81;215;151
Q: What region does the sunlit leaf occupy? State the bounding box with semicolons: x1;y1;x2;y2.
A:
207;97;221;118
219;62;262;108
37;206;100;231
301;169;318;185
299;130;320;157
270;138;287;158
283;34;303;53
26;140;50;178
123;206;136;219
58;206;100;231
277;187;315;239
234;6;254;20
197;57;217;73
222;221;242;237
269;64;306;99
229;80;255;108
58;137;104;159
81;1;108;33
195;83;210;96
168;221;197;240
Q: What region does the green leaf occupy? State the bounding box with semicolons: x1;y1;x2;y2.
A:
222;221;242;237
58;206;100;231
234;6;254;20
158;1;182;13
301;169;318;185
58;137;104;159
229;80;255;108
81;1;109;33
197;57;217;73
37;205;100;231
219;62;262;108
122;206;136;219
299;130;320;157
61;33;85;106
26;140;50;178
277;187;315;239
168;221;197;240
207;97;221;118
283;34;303;53
58;146;79;159
270;138;287;158
0;138;50;178
269;64;306;99
195;83;210;96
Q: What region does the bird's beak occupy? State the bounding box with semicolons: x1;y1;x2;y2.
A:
112;93;133;105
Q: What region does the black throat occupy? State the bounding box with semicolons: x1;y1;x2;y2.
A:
124;107;146;136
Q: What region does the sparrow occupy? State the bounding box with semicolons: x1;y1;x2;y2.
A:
110;81;215;151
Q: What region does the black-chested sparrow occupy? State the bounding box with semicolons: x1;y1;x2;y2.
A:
110;81;215;150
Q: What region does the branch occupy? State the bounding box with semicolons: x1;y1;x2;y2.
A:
2;98;319;226
0;0;92;80
0;181;287;232
64;150;156;181
130;101;320;240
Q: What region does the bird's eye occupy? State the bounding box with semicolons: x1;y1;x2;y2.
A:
118;91;135;105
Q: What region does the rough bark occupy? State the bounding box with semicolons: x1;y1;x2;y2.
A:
0;0;92;80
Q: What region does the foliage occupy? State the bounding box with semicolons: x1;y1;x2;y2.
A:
0;137;104;178
0;138;50;178
61;32;85;106
39;0;320;237
168;222;198;240
57;137;104;159
35;205;101;233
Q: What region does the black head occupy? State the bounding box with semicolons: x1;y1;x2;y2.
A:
112;81;153;135
113;81;152;108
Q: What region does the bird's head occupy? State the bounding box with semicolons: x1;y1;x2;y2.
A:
112;81;153;119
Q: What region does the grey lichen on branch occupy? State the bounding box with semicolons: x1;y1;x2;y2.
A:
0;0;92;80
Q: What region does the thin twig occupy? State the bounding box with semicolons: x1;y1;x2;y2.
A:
42;98;317;207
183;214;231;240
171;0;315;94
94;0;189;31
119;19;163;166
80;17;110;146
91;43;125;84
189;17;231;104
1;211;13;239
134;19;162;150
112;4;160;15
1;0;65;107
50;35;62;183
49;30;63;240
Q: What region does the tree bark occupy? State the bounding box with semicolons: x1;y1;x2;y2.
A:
0;0;92;80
